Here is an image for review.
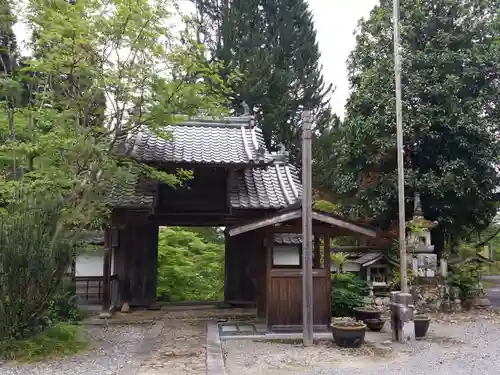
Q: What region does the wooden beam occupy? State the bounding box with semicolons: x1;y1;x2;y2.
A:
311;212;377;237
268;225;340;235
331;246;385;253
229;210;302;236
228;208;377;238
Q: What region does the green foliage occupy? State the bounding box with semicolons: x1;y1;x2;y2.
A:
156;227;224;302
331;253;346;268
0;0;230;210
323;0;500;247
0;323;88;362
390;267;415;291
194;0;333;163
314;200;340;214
0;194;86;340
45;281;85;326
0;0;17;75
331;273;368;317
448;263;481;300
0;0;231;347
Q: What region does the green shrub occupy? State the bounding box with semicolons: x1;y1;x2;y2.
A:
0;323;88;362
448;263;482;300
0;197;85;340
45;281;85;325
331;273;369;317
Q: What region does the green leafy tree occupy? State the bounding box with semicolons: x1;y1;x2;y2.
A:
0;0;230;337
328;0;500;256
0;0;16;74
0;0;230;208
156;227;224;302
193;0;333;163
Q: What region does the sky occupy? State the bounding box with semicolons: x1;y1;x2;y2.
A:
308;0;378;118
13;0;379;119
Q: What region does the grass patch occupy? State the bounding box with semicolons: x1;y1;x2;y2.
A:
0;323;89;363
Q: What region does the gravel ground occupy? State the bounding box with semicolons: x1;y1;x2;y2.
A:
223;317;500;375
0;323;161;375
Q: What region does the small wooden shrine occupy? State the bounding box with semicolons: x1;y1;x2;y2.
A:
227;203;377;330
100;114;379;330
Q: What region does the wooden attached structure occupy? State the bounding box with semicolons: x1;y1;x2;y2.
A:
227;205;377;331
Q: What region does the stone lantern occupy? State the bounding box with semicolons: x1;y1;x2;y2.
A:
407;193;434;253
407;193;436;278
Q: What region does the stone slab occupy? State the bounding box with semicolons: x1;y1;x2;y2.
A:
207;323;227;375
238;325;255;333
221;325;238;333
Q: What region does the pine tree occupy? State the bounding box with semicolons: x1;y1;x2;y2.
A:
194;0;333;163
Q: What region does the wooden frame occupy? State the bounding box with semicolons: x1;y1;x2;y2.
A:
228;208;377;238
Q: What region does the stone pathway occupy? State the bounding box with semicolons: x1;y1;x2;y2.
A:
137;318;206;375
135;308;256;375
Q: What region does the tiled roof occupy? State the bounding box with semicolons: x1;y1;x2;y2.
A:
351;252;383;266
274;233;302;245
109;172;156;209
230;162;302;209
108;161;301;211
125;116;269;165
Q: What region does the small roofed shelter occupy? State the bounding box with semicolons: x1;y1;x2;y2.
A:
227;204;377;331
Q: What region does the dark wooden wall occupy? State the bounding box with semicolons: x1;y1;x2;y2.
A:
224;230;265;309
157;167;229;214
267;269;330;328
114;223;159;307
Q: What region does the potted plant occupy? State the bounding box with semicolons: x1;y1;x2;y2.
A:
330;317;366;348
365;318;385;332
353;305;382;323
414;314;431;338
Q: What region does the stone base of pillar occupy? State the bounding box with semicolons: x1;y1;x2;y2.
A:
121;301;130;313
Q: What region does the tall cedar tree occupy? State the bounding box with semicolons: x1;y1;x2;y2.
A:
193;0;333;163
330;0;500;255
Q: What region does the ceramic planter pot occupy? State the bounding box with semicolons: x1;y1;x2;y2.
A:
365;318;385;332
353;307;382;323
331;323;367;348
414;316;431;338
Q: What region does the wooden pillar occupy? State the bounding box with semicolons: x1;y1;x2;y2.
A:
324;234;332;318
265;231;273;331
313;236;321;268
102;227;112;312
256;231;267;317
323;234;331;273
223;230;231;303
148;223;159;307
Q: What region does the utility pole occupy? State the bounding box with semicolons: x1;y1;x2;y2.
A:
301;109;314;346
393;0;407;293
